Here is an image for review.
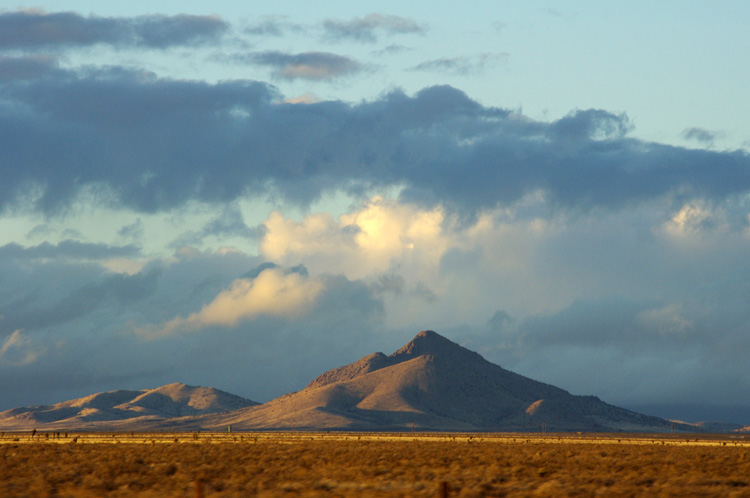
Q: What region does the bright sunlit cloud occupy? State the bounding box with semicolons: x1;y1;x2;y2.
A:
136;267;324;338
261;196;450;279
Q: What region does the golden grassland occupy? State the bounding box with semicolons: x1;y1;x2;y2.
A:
2;432;750;497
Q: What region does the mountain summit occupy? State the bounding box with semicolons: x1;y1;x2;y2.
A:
306;330;477;390
392;330;482;362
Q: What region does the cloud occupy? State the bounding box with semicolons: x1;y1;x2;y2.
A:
138;267;325;337
283;93;321;104
0;10;122;49
118;219;144;241
131;14;228;48
492;289;750;407
0;237;389;408
0;240;141;260
230;50;364;80
682;127;721;147
0;10;228;50
370;274;405;296
244;16;304;37
260;196;450;279
663;201;725;236
3;69;750;218
0;68;277;214
322;13;426;42
255;196;564;328
409;53;509;75
0;55;61;82
372;44;411;57
169;204;261;248
3;195;750;412
636;304;693;336
0;330;42;366
0;267;162;334
548;108;632;141
5;71;749;219
253;189;750;370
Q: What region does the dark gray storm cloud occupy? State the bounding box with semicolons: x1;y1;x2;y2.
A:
322;13;426;42
1;68;750;217
0;69;276;213
0;10;228;50
230;50;363;80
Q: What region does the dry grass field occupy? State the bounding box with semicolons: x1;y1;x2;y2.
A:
2;432;750;497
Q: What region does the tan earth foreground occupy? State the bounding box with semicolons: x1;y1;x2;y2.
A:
2;432;750;497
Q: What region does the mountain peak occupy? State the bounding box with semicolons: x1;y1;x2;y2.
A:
208;329;676;432
416;329;440;340
306;330;472;390
391;330;478;362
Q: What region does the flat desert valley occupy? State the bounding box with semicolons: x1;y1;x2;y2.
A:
3;431;750;497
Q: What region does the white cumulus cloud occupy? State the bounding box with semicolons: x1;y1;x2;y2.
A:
261;196;450;280
137;267;324;338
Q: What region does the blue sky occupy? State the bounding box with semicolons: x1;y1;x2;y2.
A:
1;1;750;423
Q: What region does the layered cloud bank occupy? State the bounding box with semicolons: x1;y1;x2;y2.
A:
3;67;750;215
1;6;750;422
0;71;750;216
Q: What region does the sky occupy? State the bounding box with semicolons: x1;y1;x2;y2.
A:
1;1;750;424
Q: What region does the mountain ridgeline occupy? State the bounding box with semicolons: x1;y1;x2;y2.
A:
0;383;258;431
0;331;735;432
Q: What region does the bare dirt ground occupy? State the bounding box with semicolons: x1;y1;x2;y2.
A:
2;432;750;497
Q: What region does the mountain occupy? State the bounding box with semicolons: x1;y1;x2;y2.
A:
0;383;258;431
0;331;730;432
198;331;679;432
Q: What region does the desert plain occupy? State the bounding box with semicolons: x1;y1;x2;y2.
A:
2;431;750;497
